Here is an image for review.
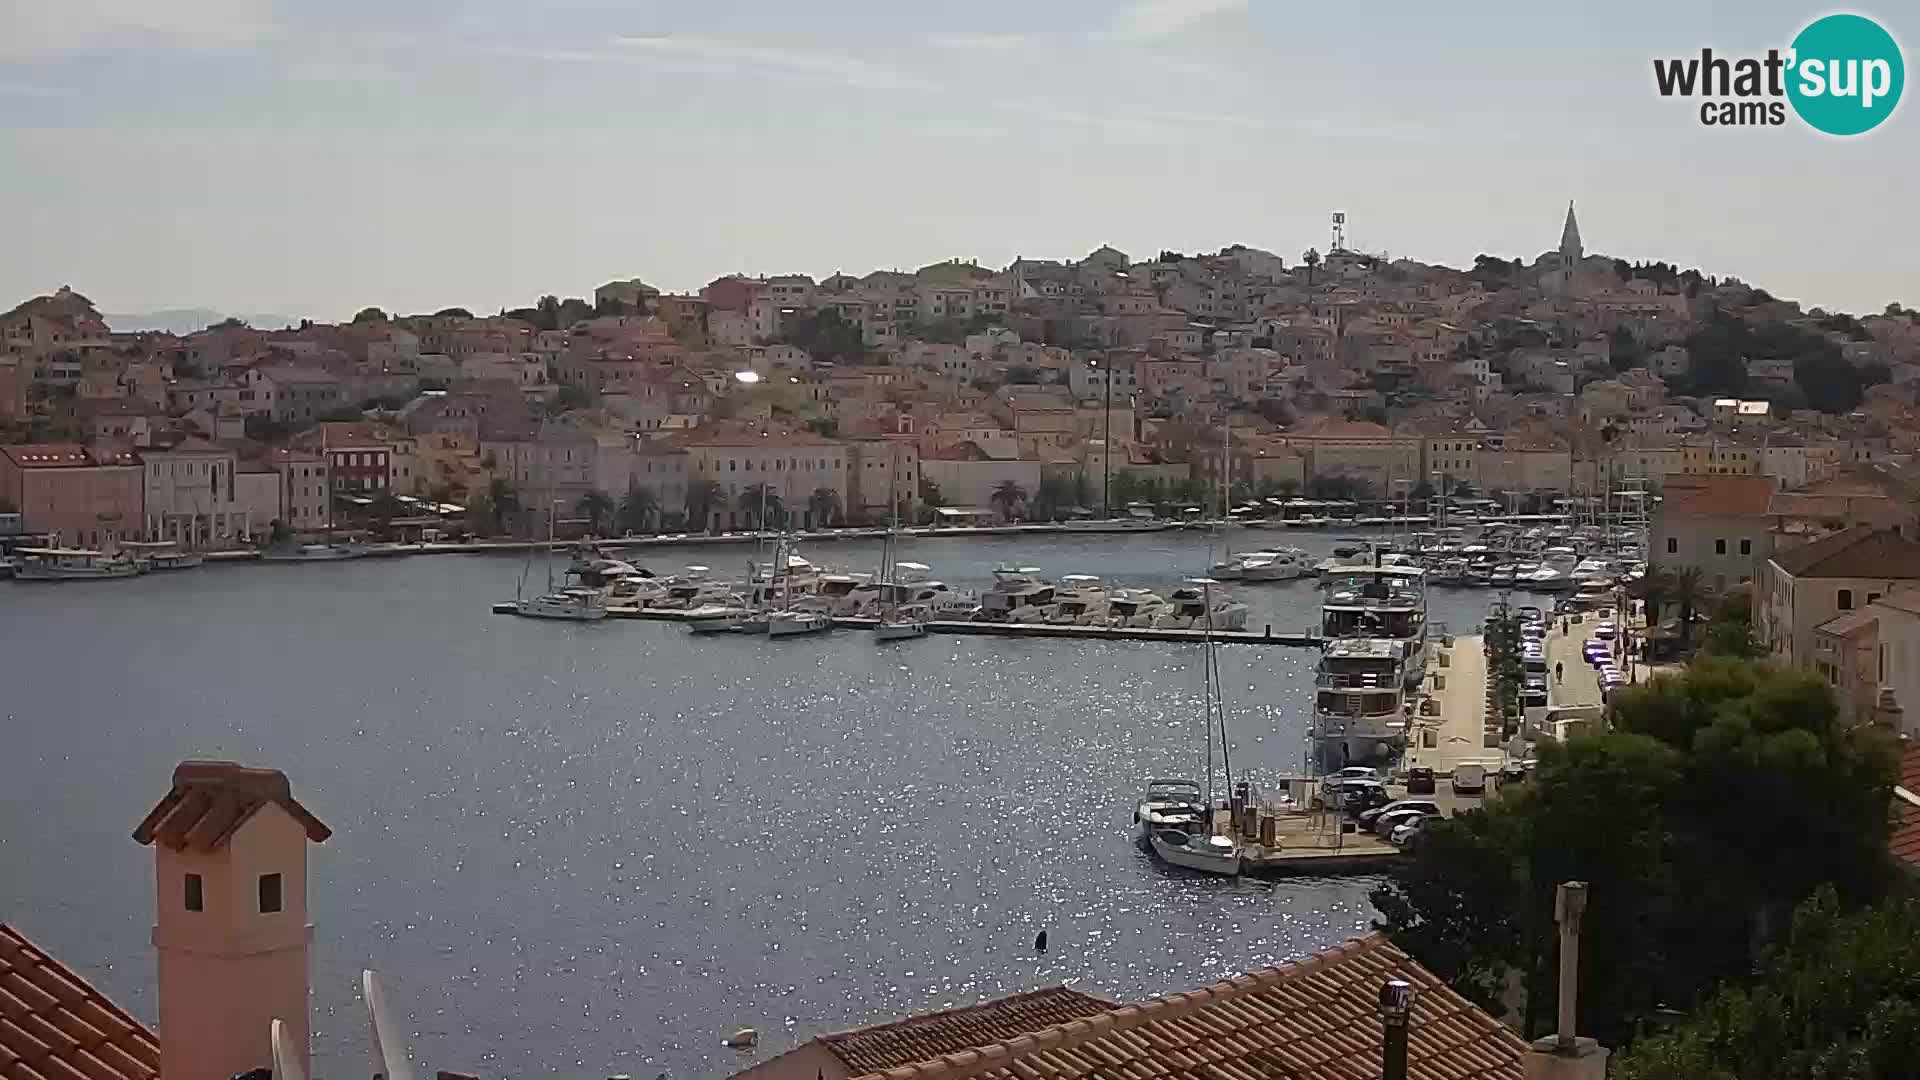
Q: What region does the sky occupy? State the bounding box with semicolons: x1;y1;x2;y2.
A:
1;0;1915;321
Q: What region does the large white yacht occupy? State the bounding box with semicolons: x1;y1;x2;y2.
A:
1320;563;1429;685
1239;549;1310;581
979;566;1057;622
1153;580;1250;631
1312;638;1413;767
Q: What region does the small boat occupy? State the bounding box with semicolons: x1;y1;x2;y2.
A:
687;608;766;634
121;541;204;571
874;603;930;641
1239;549;1309;581
12;547;142;581
1149;828;1242;875
767;609;831;637
260;542;369;562
515;586;609;621
1134;778;1205;840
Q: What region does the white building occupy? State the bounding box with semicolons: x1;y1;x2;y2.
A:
142;438;245;548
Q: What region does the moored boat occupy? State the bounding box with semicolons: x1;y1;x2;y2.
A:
12;547;142;581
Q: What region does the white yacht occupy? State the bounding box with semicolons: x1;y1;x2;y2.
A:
1046;574;1110;625
12;547;142;581
979;566;1056;622
1320;562;1429;687
1105;589;1169;627
1517;547;1580;592
1148;828;1241;875
515;587;609;621
1153;581;1250;631
767;609;831;637
1312;638;1412;768
1239;549;1309;581
1133;778;1205;841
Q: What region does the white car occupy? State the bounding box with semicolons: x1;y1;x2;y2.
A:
1390;817;1430;847
1374;807;1434;838
1594;623;1619;640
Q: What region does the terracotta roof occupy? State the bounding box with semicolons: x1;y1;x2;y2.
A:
851;934;1525;1080
1287;418;1395;439
817;987;1117;1076
0;924;161;1080
1771;526;1920;580
1892;743;1920;871
1660;475;1776;518
132;760;332;852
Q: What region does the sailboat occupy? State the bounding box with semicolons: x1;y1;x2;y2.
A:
513;482;606;621
764;485;829;637
874;447;927;642
1144;578;1242;876
261;425;370;561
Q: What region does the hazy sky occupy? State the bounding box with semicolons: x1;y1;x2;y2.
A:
2;1;1914;320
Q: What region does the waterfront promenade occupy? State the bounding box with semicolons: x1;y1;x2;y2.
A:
1405;633;1497;779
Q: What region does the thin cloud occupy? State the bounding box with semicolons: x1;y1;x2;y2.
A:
1103;0;1248;42
610;35;937;92
926;34;1036;51
0;0;273;57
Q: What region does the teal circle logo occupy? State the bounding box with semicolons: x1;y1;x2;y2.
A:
1787;14;1904;135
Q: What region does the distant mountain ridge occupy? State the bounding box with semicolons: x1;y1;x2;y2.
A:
104;308;301;334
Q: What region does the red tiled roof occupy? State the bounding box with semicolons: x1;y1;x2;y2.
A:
818;987;1117;1076
1771;526;1920;579
132;760;332;852
0;924;161;1080
1893;743;1920;871
851;934;1526;1080
1660;475;1776;518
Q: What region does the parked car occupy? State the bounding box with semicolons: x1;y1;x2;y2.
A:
1451;763;1488;795
1390;816;1430;847
1359;799;1442;827
1594;622;1618;640
1323;766;1380;789
1405;766;1436;794
1341;780;1393;815
1374;807;1435;838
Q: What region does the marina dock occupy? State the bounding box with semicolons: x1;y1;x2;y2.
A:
487;602;1322;645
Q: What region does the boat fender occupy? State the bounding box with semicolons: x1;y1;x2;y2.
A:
724;1029;758;1049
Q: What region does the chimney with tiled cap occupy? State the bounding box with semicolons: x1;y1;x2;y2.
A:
1525;881;1610;1080
133;760;332;1080
1377;978;1414;1080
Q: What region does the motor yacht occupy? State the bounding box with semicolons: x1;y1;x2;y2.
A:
1239;549;1309;581
1152;581;1250;631
1134;779;1206;841
515;587;609;621
979;566;1056;622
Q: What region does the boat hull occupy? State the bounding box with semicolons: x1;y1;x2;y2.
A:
767;612;831;637
514;601;608;621
873;621;926;641
1148;829;1241;876
13;563;140;581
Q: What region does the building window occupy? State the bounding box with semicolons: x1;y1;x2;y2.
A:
1715;539;1727;555
1839;589;1854;611
185;873;204;912
1667;538;1677;554
1740;539;1752;555
259;872;283;914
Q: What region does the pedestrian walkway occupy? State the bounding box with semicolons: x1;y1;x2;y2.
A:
1406;634;1497;776
1545;618;1603;708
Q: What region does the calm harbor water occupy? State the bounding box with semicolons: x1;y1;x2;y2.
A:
0;529;1535;1079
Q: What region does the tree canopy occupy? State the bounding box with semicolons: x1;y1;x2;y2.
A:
351;306;388;324
780;308;866;364
1616;889;1920;1080
1372;658;1901;1049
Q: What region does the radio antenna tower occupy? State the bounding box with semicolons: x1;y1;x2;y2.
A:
1330;212;1347;253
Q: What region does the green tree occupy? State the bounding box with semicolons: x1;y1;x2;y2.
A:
1701;591;1760;657
1301;246;1321;287
1671;566;1708;652
781;308;867;364
617;486;658;533
1375;658;1900;1048
1609;326;1646;372
1616;890;1920;1080
576;490;614;534
738;484;785;530
486;478;520;536
268;518;292;545
1031;473;1073;520
807;486;841;528
433;307;473;318
351;306;388;324
684;479;721;532
535;295;562;331
803;417;840;438
1633;566;1675;629
990;480;1027;521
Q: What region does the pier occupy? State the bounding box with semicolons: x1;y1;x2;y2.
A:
488;602;1323;645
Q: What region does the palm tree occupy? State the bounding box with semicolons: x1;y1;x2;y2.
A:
536;294;561;331
487;478;520;536
990;480;1027;522
1672;566;1709;652
1302;246;1322;288
738;484;785;530
807;487;841;529
1632;567;1675;630
576;490;614;535
618;486;658;534
684;479;721;533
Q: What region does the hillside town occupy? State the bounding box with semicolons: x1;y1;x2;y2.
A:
4;205;1919;553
